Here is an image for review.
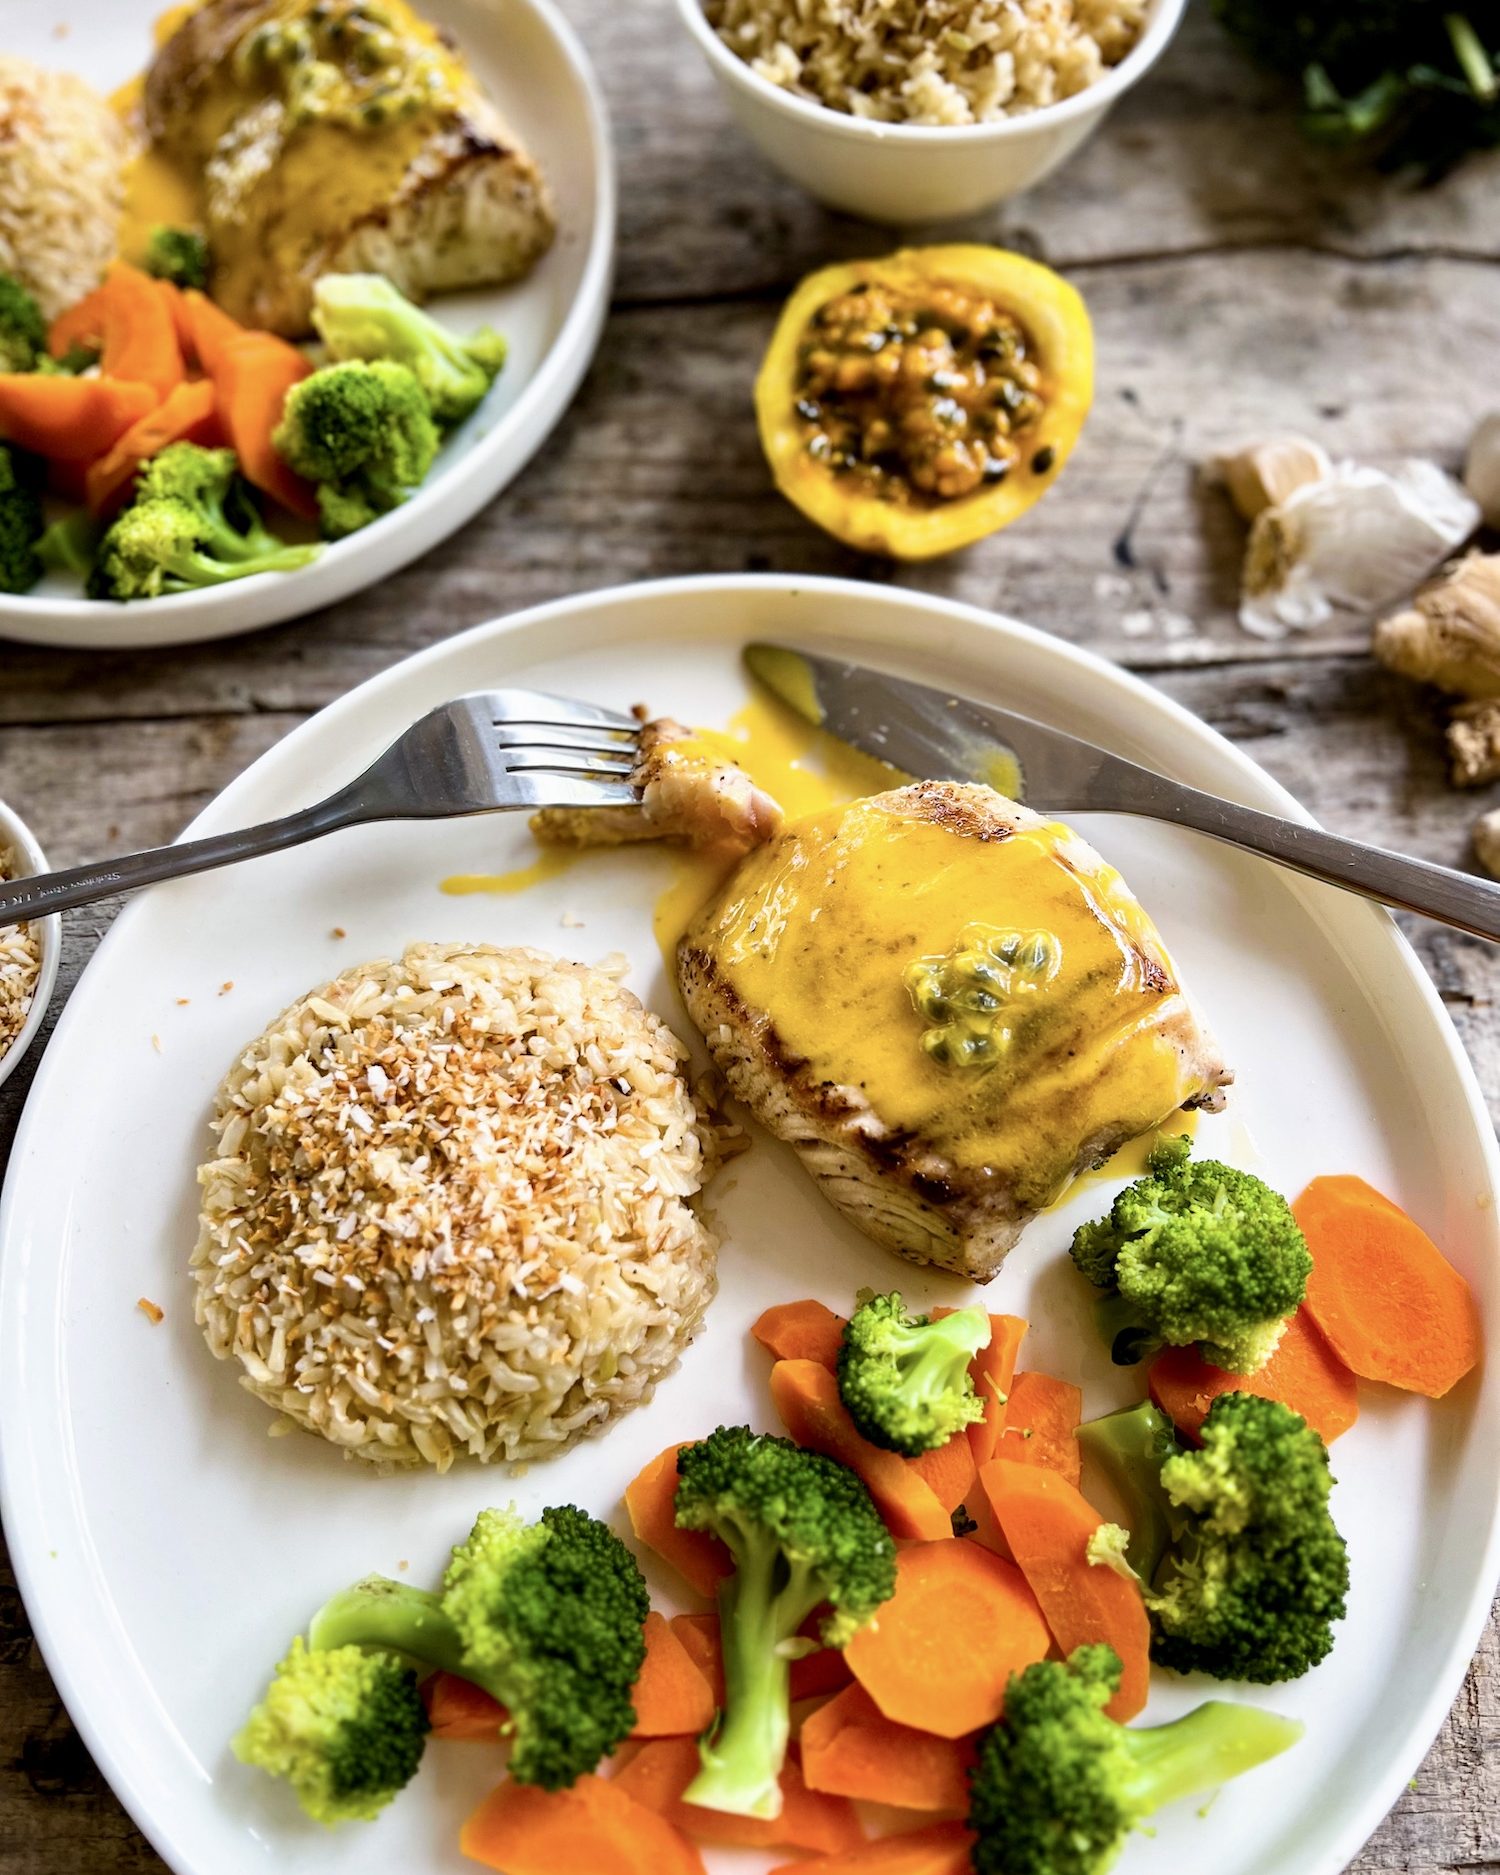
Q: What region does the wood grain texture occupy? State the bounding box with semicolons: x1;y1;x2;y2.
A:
0;0;1497;1868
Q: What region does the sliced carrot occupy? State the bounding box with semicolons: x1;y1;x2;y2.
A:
83;378;223;516
179;288;247;377
800;1682;976;1814
47;281;111;359
631;1610;716;1739
906;1429;978;1516
1294;1175;1480;1398
768;1822;976;1875
937;1310;1027;1469
753;1300;847;1370
626;1444;732;1600
669;1610;849;1705
0;374;157;460
210;330;317;520
978;1458;1150;1722
424;1670;505;1741
1149;1307;1359;1444
97;261;185;400
844;1537;1048;1738
769;1359;951;1542
155;278;196;361
613;1737;864;1855
995;1371;1083;1485
461;1773;707;1875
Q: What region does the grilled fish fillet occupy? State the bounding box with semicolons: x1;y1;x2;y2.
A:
143;0;555;336
532;716;784;855
679;780;1231;1280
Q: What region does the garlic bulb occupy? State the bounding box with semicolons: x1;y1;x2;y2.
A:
1474;807;1500;881
1240;460;1480;638
1209;436;1331;522
1464;412;1500;530
1448;699;1500;787
1372;551;1500;701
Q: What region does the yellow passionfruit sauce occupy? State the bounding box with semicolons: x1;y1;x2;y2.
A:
684;799;1198;1207
440;849;581;898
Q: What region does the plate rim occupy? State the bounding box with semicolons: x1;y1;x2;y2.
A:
0;0;617;652
3;570;1497;1875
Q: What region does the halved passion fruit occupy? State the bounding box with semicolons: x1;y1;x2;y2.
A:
756;246;1093;560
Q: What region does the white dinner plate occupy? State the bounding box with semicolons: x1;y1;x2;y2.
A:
0;0;614;651
2;575;1497;1875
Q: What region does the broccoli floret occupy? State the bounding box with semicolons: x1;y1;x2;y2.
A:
36;508;100;578
309;1503;648;1791
88;443;318;600
233;1637;428;1825
1076;1400;1181;1582
0;444;43;594
1149;1392;1350;1683
144;225;210;291
1070;1136;1312;1373
674;1425;896;1820
968;1645;1303;1875
836;1291;990;1455
312;272;507;425
272;359;439;538
0;274;46;373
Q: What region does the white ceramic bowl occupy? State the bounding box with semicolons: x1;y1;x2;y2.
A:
0;802;61;1093
674;0;1188;223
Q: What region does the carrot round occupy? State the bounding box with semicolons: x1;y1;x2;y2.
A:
1149;1307;1359;1444
669;1610;849;1705
844;1537;1048;1737
461;1773;707;1875
768;1822;976;1875
0;374;157;460
753;1299;847;1370
800;1682;976;1814
1294;1175;1480;1398
958;1312;1028;1468
769;1359;952;1542
211;330;317;520
83;378;223;516
613;1737;863;1855
626;1444;732;1600
424;1670;505;1741
631;1610;717;1739
906;1426;978;1515
977;1458;1150;1722
995;1370;1083;1484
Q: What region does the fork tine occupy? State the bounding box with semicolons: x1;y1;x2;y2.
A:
491;723;641;755
474;688;642;734
502;751;639;779
504;775;641;810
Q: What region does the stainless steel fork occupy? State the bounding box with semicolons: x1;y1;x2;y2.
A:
0;691;643;929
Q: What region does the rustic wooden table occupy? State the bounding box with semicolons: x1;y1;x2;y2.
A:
1;0;1497;1866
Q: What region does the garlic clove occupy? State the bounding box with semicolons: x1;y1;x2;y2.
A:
1372;550;1500;700
1239;459;1480;639
1473;806;1500;880
1464;412;1500;531
1209;435;1331;522
1447;699;1500;788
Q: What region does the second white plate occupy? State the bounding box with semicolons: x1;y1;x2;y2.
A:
0;0;615;650
2;575;1497;1875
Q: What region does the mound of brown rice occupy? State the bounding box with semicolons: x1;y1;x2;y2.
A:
704;0;1149;125
192;944;722;1471
0;847;41;1061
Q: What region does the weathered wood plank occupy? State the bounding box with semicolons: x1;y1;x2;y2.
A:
0;248;1490;721
571;0;1500;302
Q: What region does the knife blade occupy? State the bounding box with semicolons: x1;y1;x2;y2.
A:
743;641;1130;811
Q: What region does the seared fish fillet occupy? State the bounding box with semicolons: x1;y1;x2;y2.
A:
532;716;784;855
144;0;555;336
679;780;1231;1280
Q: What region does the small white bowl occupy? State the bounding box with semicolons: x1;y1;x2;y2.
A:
674;0;1188;223
0;802;61;1093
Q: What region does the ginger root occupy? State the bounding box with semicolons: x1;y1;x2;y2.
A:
1372;551;1500;701
1447;700;1500;788
1474;807;1500;880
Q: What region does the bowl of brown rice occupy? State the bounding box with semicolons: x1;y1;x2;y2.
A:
675;0;1188;222
0;800;60;1094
